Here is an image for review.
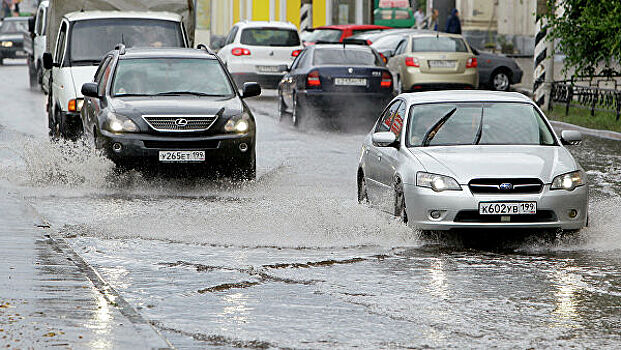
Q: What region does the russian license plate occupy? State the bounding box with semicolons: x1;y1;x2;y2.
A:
257;65;281;72
158;150;205;163
334;78;367;86
479;202;537;215
428;60;456;68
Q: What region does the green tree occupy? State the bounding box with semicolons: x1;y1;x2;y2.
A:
543;0;621;75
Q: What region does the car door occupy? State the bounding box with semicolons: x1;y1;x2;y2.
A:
387;38;408;89
377;100;407;213
365;100;402;205
281;49;305;109
50;21;68;113
83;55;112;139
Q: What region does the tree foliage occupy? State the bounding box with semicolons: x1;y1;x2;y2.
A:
543;0;621;76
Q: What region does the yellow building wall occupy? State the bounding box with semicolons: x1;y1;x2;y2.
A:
233;0;240;23
253;0;270;21
287;0;301;28
312;0;326;28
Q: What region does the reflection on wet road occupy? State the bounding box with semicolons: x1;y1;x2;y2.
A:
1;62;620;348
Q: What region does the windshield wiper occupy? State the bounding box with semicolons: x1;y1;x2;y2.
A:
421;107;457;146
473;107;484;145
154;91;229;97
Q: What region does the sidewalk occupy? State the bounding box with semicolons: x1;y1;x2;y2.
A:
0;190;171;349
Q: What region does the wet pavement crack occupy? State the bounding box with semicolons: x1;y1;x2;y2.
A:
197;281;260;293
262;257;365;269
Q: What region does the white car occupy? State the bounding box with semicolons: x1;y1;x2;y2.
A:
218;21;303;89
357;90;589;232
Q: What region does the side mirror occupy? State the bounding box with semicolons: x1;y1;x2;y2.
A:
277;64;289;72
242;82;261;98
28;17;35;34
81;82;99;98
560;130;582;145
42;52;54;69
372;131;397;147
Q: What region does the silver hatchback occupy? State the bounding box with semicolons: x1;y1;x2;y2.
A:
357;90;588;232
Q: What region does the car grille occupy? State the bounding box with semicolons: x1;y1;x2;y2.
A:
142;140;220;149
468;178;543;194
454;210;557;223
142;115;218;132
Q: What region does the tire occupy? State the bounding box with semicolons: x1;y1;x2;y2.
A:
36;64;44;91
28;62;37;88
395;74;403;95
291;94;301;127
394;181;408;224
232;149;256;181
277;93;286;122
491;70;511;91
357;172;369;204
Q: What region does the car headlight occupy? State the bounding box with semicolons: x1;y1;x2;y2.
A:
103;112;139;133
1;41;13;47
551;170;585;191
416;172;462;192
224;112;252;133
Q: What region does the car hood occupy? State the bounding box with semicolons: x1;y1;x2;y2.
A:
410;145;578;184
69;66;98;98
110;95;244;118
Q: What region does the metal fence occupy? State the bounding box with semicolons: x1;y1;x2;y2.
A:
550;74;621;121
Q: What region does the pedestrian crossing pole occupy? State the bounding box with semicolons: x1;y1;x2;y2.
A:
533;0;554;109
300;3;312;30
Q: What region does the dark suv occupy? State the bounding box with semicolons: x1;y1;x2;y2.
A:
80;45;261;179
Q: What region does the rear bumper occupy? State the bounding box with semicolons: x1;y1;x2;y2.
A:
402;68;478;91
231;72;284;89
97;130;255;167
297;90;394;115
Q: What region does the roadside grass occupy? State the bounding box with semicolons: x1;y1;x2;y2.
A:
546;104;621;133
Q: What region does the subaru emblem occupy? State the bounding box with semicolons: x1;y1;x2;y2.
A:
348;68;353;74
499;183;513;191
174;118;188;127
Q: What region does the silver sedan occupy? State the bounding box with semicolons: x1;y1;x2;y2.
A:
357;91;588;232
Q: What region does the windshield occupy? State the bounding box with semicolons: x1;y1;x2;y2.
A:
240;28;300;47
303;29;342;43
314;48;380;66
411;37;468;52
0;19;28;33
112;58;234;97
407;103;556;147
69;19;183;63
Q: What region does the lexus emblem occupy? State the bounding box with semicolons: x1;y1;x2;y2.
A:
348;67;354;73
175;118;188;127
499;183;513;191
269;51;274;56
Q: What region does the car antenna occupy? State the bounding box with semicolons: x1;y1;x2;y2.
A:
80;0;87;11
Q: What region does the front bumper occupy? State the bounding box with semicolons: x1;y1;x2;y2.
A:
297;90;393;116
0;46;26;59
97;130;254;167
403;183;588;231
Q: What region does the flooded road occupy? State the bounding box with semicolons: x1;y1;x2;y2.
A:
1;61;620;348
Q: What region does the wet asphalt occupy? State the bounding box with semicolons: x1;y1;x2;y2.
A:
0;59;620;349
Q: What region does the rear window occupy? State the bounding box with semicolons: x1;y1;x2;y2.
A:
411;37;468;53
313;48;380;66
304;29;342;43
240;28;300;47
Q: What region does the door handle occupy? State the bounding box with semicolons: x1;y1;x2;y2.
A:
377;154;382;162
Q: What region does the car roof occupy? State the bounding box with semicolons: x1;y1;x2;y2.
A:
119;48;217;60
234;21;297;30
313;24;392;30
64;11;181;22
402;90;533;105
312;43;373;51
405;31;466;39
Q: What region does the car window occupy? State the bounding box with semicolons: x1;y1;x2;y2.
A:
406;102;556;147
291;50;306;69
376;100;402;133
378;9;394;20
313;48;380;66
298;49;313;67
390;102;407;139
305;29;342;42
394;10;412;19
0;19;28;33
394;39;407;55
94;56;112;82
55;22;67;64
35;8;46;35
371;35;405;51
225;26;238;45
112;58;234;97
240;28;300;47
411;37;468;53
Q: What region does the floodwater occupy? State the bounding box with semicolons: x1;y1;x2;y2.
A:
1;61;620;348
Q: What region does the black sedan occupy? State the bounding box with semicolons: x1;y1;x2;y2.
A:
0;17;29;64
80;46;261;179
278;43;395;127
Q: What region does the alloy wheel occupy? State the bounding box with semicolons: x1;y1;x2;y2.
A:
493;71;510;91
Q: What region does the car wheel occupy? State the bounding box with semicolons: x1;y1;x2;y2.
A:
491;70;510;91
29;63;38;89
357;172;369;204
36;64;44;90
292;94;302;127
395;74;403;94
277;94;286;121
394;181;408;224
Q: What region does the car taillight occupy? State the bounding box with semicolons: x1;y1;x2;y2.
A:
405;57;420;67
292;49;302;57
366;39;373;45
380;71;392;88
466;57;477;68
232;47;251;56
379;53;387;64
306;70;320;87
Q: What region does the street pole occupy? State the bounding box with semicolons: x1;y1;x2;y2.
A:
533;0;554;109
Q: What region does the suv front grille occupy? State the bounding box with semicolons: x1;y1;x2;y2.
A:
142;140;220;149
468;178;543;194
143;115;218;132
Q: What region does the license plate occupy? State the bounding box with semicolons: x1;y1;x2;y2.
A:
257;65;281;72
158;150;205;163
334;78;367;86
428;60;456;68
479;202;537;215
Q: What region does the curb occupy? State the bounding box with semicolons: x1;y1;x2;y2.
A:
549;120;621;141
